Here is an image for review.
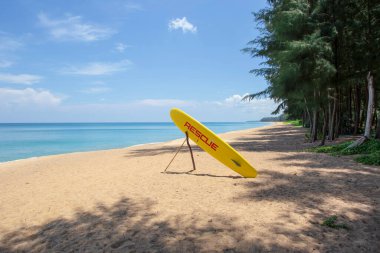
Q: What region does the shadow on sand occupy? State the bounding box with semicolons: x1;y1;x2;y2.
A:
231;127;380;252
162;171;243;179
0;197;293;253
1;125;379;252
124;125;307;158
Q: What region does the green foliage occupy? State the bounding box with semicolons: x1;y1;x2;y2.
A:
322;216;349;230
310;142;351;154
286;119;302;126
340;139;380;155
243;0;380;140
309;139;380;165
355;151;380;166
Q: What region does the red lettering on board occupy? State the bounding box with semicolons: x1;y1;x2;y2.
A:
183;121;219;151
211;143;218;151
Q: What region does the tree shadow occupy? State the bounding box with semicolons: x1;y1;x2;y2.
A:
162;171;243;179
124;125;356;158
237;150;380;252
125;145;203;158
0;197;296;253
124;125;308;158
2;124;378;252
230;125;309;152
119;124;380;252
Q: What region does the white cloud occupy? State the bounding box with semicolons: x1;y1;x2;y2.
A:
0;92;278;122
62;60;131;75
0;34;22;51
115;42;129;53
133;95;277;121
0;88;62;107
137;95;275;112
38;13;115;41
169;17;197;33
0;73;43;85
81;86;111;94
139;99;194;107
0;60;13;68
220;94;278;114
224;93;250;104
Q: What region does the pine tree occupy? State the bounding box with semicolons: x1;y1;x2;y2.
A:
244;0;380;144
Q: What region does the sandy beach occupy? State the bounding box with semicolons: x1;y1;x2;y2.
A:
0;124;379;252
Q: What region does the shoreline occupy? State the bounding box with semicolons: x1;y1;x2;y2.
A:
1;122;378;252
0;141;166;166
0;122;275;166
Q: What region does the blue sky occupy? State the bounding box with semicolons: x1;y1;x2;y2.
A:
0;0;276;122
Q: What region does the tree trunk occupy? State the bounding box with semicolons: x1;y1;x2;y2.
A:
349;86;352;131
302;110;307;128
347;72;375;148
320;108;328;146
353;84;361;134
335;90;340;139
364;72;374;138
360;84;369;130
328;96;332;139
328;92;337;141
376;110;380;139
304;97;312;130
311;109;318;142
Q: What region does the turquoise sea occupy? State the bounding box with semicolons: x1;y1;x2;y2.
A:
0;122;270;163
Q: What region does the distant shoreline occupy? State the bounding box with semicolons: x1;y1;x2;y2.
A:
0;122;274;165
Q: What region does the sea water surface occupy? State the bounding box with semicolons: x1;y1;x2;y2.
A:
0;122;270;163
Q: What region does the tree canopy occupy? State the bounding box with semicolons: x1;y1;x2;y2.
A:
245;0;380;143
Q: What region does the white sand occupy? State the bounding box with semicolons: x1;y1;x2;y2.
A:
0;124;379;252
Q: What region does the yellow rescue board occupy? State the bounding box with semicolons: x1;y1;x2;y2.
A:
170;108;257;178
